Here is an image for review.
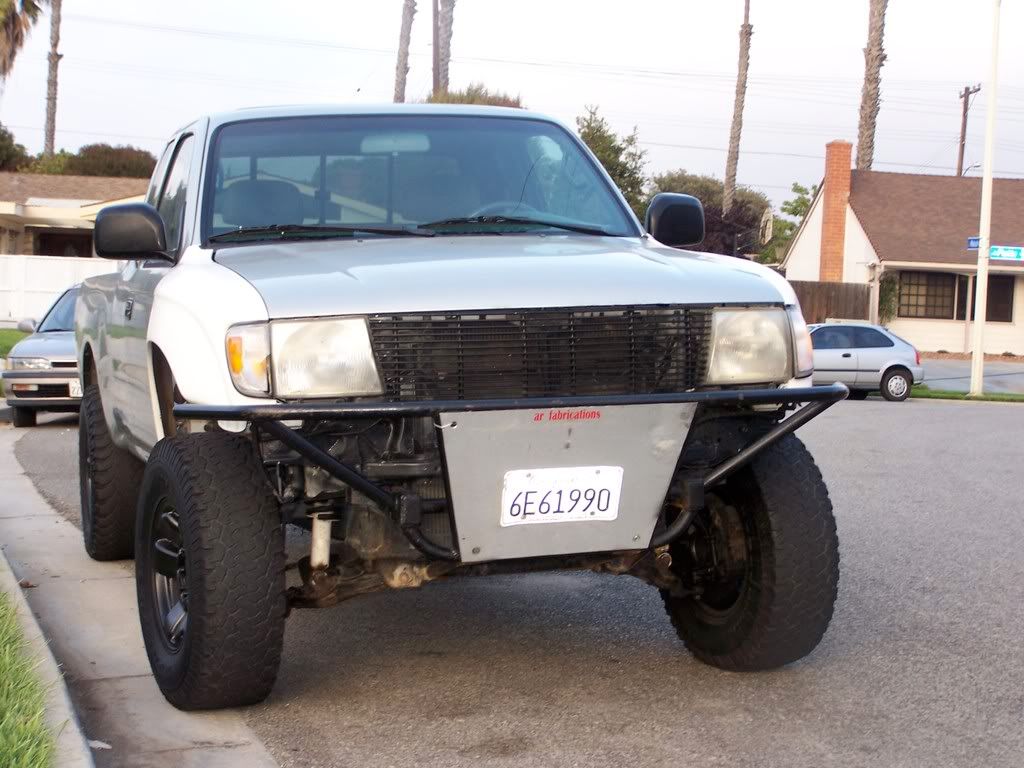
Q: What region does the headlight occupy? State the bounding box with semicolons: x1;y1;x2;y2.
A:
271;317;383;398
225;323;271;396
788;306;814;378
8;357;51;371
706;308;791;385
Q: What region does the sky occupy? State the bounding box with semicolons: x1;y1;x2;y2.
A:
1;0;1022;209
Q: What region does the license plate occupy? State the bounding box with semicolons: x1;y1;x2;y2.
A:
68;379;82;398
500;466;623;527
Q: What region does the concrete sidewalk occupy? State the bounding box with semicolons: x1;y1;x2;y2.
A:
923;359;1024;394
0;426;279;768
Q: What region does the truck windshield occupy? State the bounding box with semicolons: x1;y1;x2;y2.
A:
202;115;637;242
37;288;78;333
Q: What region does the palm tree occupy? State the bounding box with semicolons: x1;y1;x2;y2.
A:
437;0;456;93
856;0;888;170
393;0;416;103
1;0;45;85
43;0;59;156
722;0;752;218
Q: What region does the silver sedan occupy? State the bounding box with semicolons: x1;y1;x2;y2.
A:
2;286;82;427
810;321;924;401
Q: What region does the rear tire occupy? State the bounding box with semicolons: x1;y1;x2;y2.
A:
661;434;839;671
11;407;36;428
846;390;869;401
881;368;912;401
135;433;286;710
79;384;143;560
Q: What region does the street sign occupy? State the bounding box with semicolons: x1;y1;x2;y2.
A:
967;236;980;250
990;245;1024;261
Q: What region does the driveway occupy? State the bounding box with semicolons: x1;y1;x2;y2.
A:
8;399;1024;767
923;359;1024;394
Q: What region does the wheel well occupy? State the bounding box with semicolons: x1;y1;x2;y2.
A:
883;364;912;381
151;344;178;439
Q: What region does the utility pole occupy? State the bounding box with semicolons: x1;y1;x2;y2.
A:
956;84;981;176
969;0;1002;397
431;0;440;97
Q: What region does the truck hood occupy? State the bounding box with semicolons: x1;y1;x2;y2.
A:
214;235;793;318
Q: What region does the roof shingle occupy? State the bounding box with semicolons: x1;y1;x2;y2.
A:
0;172;148;206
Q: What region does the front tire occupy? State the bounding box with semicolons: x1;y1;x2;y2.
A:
79;384;143;560
11;407;37;428
135;433;286;710
661;434;839;671
881;368;912;401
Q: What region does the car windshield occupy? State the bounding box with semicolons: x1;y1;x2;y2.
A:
202;115;637;242
36;288;78;333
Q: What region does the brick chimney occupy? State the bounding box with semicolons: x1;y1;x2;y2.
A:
819;140;852;282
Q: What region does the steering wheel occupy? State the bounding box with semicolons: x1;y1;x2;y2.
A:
469;201;540;218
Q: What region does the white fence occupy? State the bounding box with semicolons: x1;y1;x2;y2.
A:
0;255;116;325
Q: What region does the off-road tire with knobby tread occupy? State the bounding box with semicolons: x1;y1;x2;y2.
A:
79;383;143;560
135;432;286;710
11;406;37;428
661;434;839;671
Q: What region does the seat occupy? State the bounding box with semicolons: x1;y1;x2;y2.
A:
220;179;307;228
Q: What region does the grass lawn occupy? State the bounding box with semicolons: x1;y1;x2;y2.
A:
0;330;27;359
0;592;54;768
911;384;1024;403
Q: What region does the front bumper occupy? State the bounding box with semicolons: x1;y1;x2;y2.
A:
2;369;81;408
175;383;848;561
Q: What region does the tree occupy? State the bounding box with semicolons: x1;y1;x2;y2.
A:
576;106;646;219
393;0;416;103
63;144;156;178
760;182;819;263
649;170;769;255
43;0;61;156
0;0;45;83
437;0;456;92
426;82;522;107
722;0;753;218
0;122;29;170
856;0;888;170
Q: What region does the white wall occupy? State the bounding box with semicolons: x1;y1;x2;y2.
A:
782;192;824;281
888;274;1024;355
842;209;877;284
0;255;115;324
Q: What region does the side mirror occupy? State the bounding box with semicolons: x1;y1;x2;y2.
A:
16;318;36;334
645;193;704;248
94;203;169;260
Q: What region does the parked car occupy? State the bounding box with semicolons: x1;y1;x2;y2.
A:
3;286;82;427
76;104;846;711
810;321;922;401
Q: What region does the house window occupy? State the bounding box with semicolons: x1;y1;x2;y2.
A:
898;272;956;319
955;275;1015;323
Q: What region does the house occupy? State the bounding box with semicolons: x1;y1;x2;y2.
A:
0;172;148;257
783;141;1024;355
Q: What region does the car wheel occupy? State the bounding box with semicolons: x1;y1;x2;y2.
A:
847;390;869;401
11;407;37;428
881;368;911;402
135;433;286;710
79;384;144;560
660;434;839;670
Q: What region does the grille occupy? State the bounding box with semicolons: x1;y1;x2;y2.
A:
368;306;713;401
13;384;70;398
51;361;77;369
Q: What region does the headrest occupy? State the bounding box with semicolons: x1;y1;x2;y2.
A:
220;179;306;228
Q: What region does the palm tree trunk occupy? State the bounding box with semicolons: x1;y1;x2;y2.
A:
722;0;752;219
393;0;416;103
44;0;61;156
437;0;456;93
856;0;887;170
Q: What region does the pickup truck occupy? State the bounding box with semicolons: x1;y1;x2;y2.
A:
75;104;845;711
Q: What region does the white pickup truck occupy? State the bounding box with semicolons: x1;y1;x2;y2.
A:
76;104;845;711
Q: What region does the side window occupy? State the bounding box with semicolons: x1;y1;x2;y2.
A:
156;135;196;253
852;327;894;349
810;326;853;350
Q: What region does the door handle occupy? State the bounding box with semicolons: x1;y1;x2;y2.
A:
124;298;134;321
841;352;852;358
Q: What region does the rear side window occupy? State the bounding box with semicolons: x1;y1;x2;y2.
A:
810;326;854;350
156;135;195;251
852;327;894;349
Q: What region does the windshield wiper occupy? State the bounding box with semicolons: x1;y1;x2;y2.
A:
208;224;435;243
421;215;611;237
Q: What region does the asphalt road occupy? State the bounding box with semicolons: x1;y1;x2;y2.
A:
12;400;1024;768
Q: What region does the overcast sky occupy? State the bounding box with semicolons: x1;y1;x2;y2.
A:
1;0;1022;207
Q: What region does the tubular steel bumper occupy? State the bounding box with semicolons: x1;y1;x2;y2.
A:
174;383;848;561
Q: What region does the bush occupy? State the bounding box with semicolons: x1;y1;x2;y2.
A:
426;83;523;108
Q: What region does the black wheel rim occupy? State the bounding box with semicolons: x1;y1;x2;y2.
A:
684;495;756;623
149;496;188;652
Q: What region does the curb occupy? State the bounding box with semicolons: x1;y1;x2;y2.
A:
0;545;95;768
